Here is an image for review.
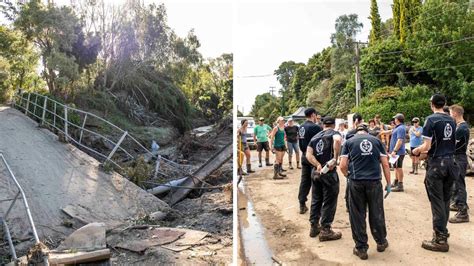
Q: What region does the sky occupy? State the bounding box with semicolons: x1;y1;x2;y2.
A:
0;0;232;59
234;0;393;115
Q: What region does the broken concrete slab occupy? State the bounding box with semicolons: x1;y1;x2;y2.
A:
61;205;123;230
48;248;111;264
114;228;185;253
57;223;106;252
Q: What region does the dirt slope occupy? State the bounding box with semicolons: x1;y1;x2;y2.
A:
0;106;169;246
241;150;474;265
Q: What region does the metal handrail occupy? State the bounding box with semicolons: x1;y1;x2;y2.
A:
12;92;152;169
11;91;193;183
0;153;45;263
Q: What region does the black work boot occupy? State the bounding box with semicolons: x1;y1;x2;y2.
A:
422;232;449;252
353;247;368;260
319;227;342;241
299;204;308;214
280;165;287;172
377;241;389;252
265;158;273;166
247;164;255;173
449;203;459;212
449;209;469;223
273;164;283;179
392;182;404;192
309;223;321;237
289;161;294;170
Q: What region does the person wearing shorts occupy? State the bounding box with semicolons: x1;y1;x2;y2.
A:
254;117;273;167
239;119;255;175
270;117;287;179
409;117;423;175
389;113;406;192
285;118;300;170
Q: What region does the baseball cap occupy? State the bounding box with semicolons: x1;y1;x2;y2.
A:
393;113;404;120
322;117;335;125
259;117;264;121
356;123;369;132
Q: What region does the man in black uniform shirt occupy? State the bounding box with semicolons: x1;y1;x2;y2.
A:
340;124;391;260
306;117;342;241
343;113;364;212
298;108;322;214
448;104;470;223
413;94;457;252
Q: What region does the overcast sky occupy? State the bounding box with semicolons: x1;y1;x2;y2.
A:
234;0;393;115
0;0;232;59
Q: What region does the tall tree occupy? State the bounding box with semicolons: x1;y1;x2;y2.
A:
392;0;401;40
369;0;382;44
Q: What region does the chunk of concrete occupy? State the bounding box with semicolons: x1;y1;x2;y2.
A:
57;222;106;252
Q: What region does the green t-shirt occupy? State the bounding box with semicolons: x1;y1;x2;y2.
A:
254;124;272;142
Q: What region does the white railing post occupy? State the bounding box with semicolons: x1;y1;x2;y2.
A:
79;113;88;144
25;93;30;115
41;96;48;125
106;131;128;163
64;105;68;142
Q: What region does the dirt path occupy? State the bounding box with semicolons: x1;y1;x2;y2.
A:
241;149;474;265
0;106;169;245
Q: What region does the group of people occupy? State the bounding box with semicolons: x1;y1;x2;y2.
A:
238;93;470;260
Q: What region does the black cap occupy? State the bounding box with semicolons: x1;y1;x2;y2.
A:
323;117;335;125
356;123;369;132
431;94;446;108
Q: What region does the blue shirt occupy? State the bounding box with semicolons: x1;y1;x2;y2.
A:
409;126;423;147
389;124;406;155
341;133;387;181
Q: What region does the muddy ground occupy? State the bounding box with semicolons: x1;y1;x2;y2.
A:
239;149;474;265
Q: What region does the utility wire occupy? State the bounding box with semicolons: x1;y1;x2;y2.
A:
235;74;275;79
369;36;474;56
364;62;474;77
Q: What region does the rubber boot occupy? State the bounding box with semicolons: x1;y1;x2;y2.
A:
319;227;342;241
409;163;415;174
309;223;321;237
415;163;419;175
266;158;273;166
273;164;283;179
258;159;262;168
391;179;399;188
289;161;294;170
280;164;287;172
392;182;404;192
297;161;301;169
449;209;469;223
278;164;287;177
247;164;255;173
238;167;248;176
422;232;449;252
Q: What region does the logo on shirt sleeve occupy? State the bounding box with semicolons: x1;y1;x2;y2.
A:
299;127;306;139
360;139;373;155
444;123;452;140
316;139;324;154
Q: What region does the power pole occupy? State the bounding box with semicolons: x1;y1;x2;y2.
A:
355;42;361;107
269;86;276;96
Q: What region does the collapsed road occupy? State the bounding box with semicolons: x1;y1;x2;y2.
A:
0;106;233;264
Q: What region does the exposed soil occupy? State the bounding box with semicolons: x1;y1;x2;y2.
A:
239;149;474;265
